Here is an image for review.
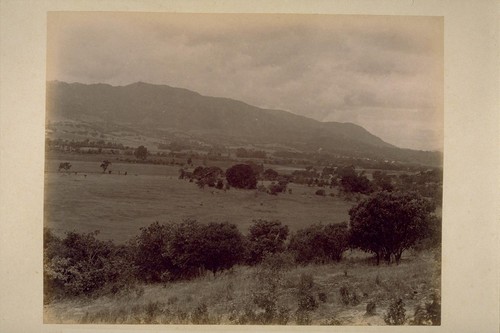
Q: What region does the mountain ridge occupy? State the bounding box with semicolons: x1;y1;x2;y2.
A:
46;81;441;165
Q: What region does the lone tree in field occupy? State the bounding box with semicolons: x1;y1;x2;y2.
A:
349;191;436;265
100;160;111;173
134;145;148;160
225;164;258;189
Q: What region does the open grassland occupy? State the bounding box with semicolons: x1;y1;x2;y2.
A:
45;159;352;243
44;250;440;325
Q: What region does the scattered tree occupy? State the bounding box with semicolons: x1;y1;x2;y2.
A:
226;164;258;189
349;191;436;264
58;162;72;172
134;145;148;160
100;160;111;173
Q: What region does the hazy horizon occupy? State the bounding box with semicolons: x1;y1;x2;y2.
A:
47;12;443;151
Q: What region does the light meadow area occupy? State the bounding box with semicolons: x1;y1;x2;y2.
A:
44;158;351;243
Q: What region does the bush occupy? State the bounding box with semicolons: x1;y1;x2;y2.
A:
200;222;245;275
268;181;287;195
134;145;148;160
315;189;326;196
263;168;279;181
288;223;349;264
384;298;406;325
134;222;175;282
366;301;377;315
318;292;327;303
134;220;244;282
225;164;257;189
246;219;289;265
44;229;134;298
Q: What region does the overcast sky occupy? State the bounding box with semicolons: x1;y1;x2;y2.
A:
47;12;443;151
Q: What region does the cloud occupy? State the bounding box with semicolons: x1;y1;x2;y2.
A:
47;12;443;150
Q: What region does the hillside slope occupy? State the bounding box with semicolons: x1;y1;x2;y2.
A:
46;81;441;165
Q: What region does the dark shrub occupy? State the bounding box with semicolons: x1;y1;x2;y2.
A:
134;222;174;282
44;229;133;297
225;164;258;189
200;222;245;275
366;301;377;315
315;189;326;196
263;168;279;181
246;219;289;265
288;223;349;264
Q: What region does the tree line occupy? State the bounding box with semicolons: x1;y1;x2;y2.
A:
44;191;440;299
179;162;442;206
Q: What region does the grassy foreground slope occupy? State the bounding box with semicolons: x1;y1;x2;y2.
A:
44;250;440;325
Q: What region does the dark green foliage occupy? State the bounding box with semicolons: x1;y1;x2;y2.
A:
134;220;244;282
246;219;289;265
384;298;406;325
372;170;394;192
268;179;288;195
397;169;443;206
349;191;436;264
44;228;134;298
263;168;279;181
58;162;72;172
134;145;148;160
288;223;349;264
134;222;174;282
192;166;224;187
200;222;245;275
337;165;373;194
225;164;258;189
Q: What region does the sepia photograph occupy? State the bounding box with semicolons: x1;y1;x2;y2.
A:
42;12;445;326
2;1;500;332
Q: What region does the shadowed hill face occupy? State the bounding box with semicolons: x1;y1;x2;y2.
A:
46;81;441;165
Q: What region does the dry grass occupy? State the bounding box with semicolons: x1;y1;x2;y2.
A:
44;250;440;325
45;159;352;243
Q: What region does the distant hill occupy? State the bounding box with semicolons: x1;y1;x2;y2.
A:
46;81;441;166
